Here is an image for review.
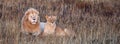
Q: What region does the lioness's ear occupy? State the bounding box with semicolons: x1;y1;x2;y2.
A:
55;16;57;18
53;15;57;19
45;15;48;19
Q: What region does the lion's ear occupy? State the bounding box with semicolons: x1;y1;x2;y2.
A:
35;10;39;15
24;10;30;21
25;10;30;16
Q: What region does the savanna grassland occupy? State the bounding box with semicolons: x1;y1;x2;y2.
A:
0;0;120;44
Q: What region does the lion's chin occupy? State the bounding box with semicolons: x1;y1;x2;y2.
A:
31;22;37;24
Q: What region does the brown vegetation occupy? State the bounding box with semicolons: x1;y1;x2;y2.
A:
0;0;120;44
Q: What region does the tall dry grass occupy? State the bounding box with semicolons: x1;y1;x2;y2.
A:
0;0;120;44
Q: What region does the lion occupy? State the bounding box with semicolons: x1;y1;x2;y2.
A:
21;8;41;36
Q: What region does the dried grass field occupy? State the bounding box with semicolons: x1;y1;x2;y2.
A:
0;0;120;44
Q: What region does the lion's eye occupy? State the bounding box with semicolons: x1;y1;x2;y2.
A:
31;16;33;18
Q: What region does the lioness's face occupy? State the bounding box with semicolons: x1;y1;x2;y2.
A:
28;13;39;24
46;15;57;23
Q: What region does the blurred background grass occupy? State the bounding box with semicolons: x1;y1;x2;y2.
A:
0;0;120;44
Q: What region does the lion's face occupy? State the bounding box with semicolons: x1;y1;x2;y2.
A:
28;13;39;24
25;8;39;24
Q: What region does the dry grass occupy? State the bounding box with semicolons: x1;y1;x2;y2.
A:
0;0;120;44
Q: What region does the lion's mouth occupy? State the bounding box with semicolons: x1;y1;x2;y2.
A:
31;21;37;24
32;22;36;24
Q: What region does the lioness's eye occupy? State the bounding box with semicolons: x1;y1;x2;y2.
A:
49;17;51;18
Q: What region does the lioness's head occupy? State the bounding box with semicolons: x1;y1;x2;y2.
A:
45;15;57;23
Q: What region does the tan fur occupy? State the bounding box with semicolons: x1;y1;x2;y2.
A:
43;15;75;37
42;15;56;36
55;25;75;37
55;26;66;36
21;8;41;36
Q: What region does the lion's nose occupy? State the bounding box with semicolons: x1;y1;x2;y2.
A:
33;19;35;20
